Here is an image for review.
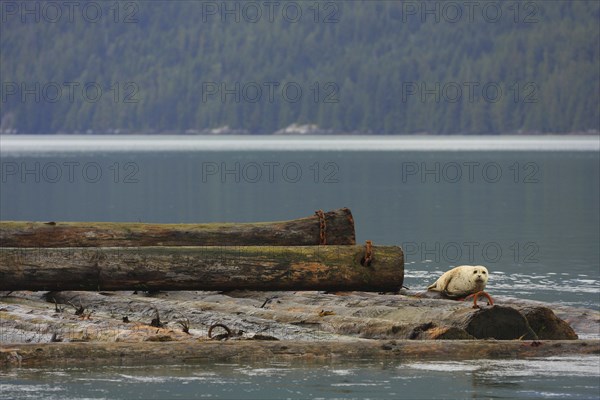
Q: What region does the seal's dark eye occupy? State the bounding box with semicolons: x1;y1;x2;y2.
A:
473;270;477;274
482;271;486;274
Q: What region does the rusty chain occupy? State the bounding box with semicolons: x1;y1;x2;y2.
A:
362;240;373;266
315;209;327;245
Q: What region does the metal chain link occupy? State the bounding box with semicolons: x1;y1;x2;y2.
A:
315;209;327;245
363;240;373;266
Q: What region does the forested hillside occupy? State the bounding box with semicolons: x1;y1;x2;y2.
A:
1;0;598;134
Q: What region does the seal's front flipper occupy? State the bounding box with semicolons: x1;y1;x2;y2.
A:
464;291;494;308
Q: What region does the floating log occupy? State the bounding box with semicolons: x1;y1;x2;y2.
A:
1;289;595;367
0;208;355;247
0;245;403;292
3;339;599;368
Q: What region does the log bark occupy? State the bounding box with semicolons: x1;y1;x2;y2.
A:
0;208;355;247
0;245;404;292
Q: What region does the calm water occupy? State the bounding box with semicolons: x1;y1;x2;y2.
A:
1;136;599;399
1;357;600;400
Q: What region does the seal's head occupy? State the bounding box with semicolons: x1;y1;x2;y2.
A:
469;265;489;291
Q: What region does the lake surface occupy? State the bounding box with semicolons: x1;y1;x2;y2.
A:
1;135;599;399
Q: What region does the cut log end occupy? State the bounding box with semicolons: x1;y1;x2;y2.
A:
449;305;538;340
518;306;578;340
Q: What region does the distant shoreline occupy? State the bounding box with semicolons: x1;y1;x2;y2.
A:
2;134;599;153
2;131;599;136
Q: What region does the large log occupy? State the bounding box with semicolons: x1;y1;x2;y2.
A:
0;208;355;247
1;289;584;348
0;290;593;367
0;245;403;292
1;290;595;368
3;340;599;368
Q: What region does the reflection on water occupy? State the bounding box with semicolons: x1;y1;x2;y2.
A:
1;357;599;399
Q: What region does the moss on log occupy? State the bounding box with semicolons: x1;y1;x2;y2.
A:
0;208;355;247
0;245;404;292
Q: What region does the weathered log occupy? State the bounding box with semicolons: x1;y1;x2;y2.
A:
3;339;599;368
0;245;403;292
1;288;582;348
0;208;355;247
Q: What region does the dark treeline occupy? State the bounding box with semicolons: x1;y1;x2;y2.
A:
1;0;598;134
